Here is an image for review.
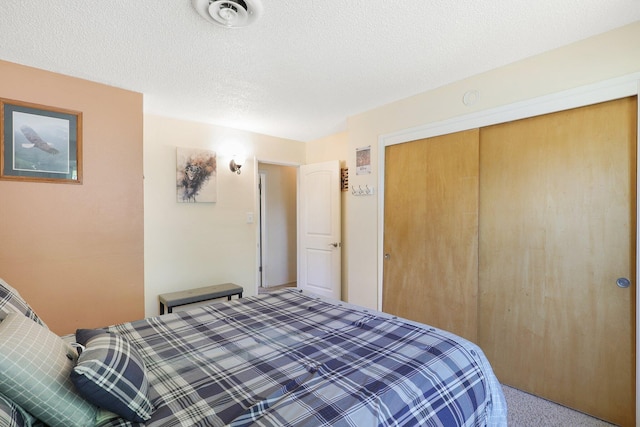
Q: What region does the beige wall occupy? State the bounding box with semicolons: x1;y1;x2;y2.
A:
0;60;144;335
143;115;305;316
306;131;349;164
345;22;640;309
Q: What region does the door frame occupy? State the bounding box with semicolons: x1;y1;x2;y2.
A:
377;72;640;421
258;170;267;288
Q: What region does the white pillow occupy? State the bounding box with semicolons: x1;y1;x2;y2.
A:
0;313;98;427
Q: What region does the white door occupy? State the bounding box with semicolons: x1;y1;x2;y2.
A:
298;160;341;300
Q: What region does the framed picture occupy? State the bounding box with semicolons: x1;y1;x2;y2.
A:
356;145;371;175
176;147;217;203
0;98;82;184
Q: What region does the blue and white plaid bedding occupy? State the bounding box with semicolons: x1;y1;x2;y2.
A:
98;289;507;426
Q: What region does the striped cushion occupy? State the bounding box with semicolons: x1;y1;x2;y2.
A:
0;313;98;427
71;330;153;422
0;393;33;427
0;278;46;327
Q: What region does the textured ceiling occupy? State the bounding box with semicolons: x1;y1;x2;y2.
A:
1;1;640;142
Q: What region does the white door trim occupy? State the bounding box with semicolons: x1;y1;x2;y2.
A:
377;71;640;423
258;171;267;288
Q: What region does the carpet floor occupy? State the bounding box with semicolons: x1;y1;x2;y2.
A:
503;385;616;426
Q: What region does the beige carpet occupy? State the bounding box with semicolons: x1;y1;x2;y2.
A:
258;284;296;294
503;385;616;426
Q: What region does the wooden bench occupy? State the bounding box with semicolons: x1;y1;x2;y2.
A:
158;283;243;314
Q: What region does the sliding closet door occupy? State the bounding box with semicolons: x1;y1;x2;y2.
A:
479;97;637;426
383;129;479;342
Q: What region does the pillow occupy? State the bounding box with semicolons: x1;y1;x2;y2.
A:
75;328;109;346
0;278;47;328
0;313;98;427
71;329;154;423
0;393;34;427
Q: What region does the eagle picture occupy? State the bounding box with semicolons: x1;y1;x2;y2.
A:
19;124;59;154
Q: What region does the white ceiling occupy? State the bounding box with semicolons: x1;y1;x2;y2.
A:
1;1;640;142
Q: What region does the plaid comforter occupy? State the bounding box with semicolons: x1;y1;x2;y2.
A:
98;290;507;426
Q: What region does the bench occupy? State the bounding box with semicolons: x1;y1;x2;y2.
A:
158;283;244;314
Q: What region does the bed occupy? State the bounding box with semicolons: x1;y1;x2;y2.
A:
0;278;507;427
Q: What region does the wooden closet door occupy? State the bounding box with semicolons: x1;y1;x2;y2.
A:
383;129;479;342
479;97;637;426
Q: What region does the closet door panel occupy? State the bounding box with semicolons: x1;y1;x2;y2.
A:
383;129;479;342
479;97;637;426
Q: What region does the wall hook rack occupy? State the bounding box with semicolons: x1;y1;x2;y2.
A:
351;184;375;196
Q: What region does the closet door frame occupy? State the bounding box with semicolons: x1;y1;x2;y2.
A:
377;72;640;421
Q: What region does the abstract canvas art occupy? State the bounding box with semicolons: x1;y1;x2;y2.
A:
176;147;217;203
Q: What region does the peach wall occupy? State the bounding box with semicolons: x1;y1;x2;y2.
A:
0;60;144;335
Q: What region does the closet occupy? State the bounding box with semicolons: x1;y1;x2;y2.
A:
382;96;637;426
383;129;479;342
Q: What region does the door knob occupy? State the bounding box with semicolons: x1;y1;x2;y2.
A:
329;242;341;248
384;253;391;260
616;277;631;288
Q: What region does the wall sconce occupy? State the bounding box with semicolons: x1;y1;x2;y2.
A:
229;155;245;175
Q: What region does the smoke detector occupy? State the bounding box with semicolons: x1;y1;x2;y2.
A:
192;0;263;28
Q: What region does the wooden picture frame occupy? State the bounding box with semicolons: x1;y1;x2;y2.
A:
0;98;82;184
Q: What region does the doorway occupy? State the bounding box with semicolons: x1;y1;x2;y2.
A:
258;163;297;291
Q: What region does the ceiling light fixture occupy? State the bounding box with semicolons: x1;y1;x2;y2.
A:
192;0;263;28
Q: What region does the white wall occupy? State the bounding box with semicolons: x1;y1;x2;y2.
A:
144;115;305;316
345;22;640;309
